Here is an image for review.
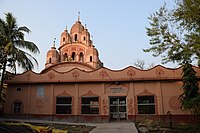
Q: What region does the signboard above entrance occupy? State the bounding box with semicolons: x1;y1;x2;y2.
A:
106;87;128;94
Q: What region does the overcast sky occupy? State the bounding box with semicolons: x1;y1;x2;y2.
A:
0;0;177;73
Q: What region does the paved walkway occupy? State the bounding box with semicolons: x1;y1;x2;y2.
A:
0;118;138;133
89;122;138;133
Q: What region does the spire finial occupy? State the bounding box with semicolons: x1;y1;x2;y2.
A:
78;11;80;21
85;24;87;29
91;35;94;46
65;25;68;32
53;38;56;47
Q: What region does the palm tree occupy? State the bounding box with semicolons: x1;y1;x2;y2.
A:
0;12;40;103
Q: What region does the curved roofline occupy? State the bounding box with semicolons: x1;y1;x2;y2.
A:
100;64;183;73
41;61;95;74
15;64;197;76
15;70;40;75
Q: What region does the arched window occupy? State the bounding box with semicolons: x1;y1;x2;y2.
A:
49;58;51;63
63;37;65;42
64;53;68;61
90;56;93;62
72;52;76;61
74;34;78;41
79;52;84;62
83;36;86;41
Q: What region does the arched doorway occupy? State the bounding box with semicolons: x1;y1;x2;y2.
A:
72;52;76;61
79;52;84;62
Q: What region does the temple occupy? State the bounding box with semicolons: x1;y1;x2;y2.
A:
3;16;200;122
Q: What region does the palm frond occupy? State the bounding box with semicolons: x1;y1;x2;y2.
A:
15;49;38;71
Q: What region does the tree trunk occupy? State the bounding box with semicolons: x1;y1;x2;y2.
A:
0;59;7;116
0;59;7;102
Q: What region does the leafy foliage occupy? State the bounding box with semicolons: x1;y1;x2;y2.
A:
144;0;200;113
0;12;40;103
180;63;200;114
144;0;200;66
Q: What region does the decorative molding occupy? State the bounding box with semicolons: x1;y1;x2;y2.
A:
48;72;55;79
134;96;137;115
78;46;85;53
26;72;31;80
127;69;136;78
156;68;164;77
57;90;71;97
138;89;154;96
102;99;108;115
128;99;134;115
155;95;158;115
99;70;109;79
72;71;80;80
71;46;77;52
81;90;98;97
63;48;69;54
169;96;181;110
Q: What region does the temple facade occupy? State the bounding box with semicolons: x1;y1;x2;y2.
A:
3;17;200;122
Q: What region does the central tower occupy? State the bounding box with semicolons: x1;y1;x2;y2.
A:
45;15;103;70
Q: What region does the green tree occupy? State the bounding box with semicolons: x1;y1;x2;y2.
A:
180;63;200;114
0;12;40;103
144;0;200;113
175;0;200;66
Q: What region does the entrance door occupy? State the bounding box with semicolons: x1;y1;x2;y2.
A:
109;97;127;121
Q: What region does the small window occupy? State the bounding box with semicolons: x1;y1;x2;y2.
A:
16;88;21;92
83;36;86;41
14;102;22;113
64;53;68;61
72;52;76;61
63;37;65;41
74;34;78;41
56;97;72;114
49;58;51;63
90;56;92;62
81;97;99;114
138;96;155;114
37;86;44;97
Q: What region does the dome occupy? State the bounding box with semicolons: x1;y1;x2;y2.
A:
82;29;90;36
60;28;71;45
93;47;99;56
47;47;59;58
45;46;60;68
70;21;84;34
61;30;68;36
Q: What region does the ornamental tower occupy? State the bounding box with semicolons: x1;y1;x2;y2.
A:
45;39;60;68
45;14;103;69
